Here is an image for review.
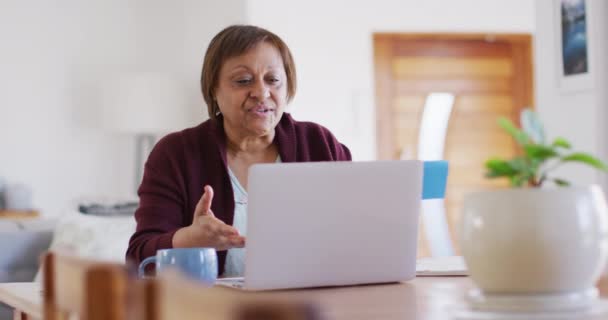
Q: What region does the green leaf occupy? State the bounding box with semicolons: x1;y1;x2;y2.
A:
551;137;571;149
510;174;528;187
485;158;517;177
485;109;608;188
561;153;608;171
553;178;571;186
509;157;532;172
511;157;539;186
523;144;559;160
485;157;540;187
520;109;545;144
529;157;544;170
498;117;530;145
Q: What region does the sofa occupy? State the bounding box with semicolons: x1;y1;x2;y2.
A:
0;211;136;319
0;218;54;319
0;219;54;282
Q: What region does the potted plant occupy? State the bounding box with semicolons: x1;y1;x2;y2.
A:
460;109;608;313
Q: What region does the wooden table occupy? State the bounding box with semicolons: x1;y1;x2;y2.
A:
265;277;474;320
254;276;608;319
1;277;607;320
0;282;41;320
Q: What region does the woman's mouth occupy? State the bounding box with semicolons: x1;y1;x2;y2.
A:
249;105;274;116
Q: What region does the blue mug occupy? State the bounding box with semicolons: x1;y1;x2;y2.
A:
138;248;218;285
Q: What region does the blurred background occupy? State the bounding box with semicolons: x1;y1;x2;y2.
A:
0;0;606;224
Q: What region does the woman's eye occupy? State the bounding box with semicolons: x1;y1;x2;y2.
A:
236;79;252;85
267;77;280;84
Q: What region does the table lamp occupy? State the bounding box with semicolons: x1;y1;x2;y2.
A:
102;72;195;193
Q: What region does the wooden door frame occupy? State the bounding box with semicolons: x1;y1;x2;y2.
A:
373;33;534;160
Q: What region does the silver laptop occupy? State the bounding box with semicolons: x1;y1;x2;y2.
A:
217;160;423;291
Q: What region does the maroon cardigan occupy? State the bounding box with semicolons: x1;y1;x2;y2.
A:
126;113;351;275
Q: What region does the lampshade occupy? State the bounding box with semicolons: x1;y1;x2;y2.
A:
102;72;193;134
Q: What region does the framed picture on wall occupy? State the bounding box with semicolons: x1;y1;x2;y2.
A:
554;0;596;92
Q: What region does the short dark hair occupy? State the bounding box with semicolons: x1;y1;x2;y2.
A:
201;25;297;120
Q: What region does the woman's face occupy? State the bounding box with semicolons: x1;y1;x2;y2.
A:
215;41;288;138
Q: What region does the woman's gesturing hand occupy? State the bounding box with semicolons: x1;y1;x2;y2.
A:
173;185;246;250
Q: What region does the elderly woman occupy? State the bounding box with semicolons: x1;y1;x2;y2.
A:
126;25;351;277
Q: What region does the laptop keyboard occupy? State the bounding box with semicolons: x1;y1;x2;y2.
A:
415;256;468;276
216;277;245;288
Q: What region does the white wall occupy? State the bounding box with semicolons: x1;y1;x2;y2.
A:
0;2;138;216
597;1;608;190
246;0;535;161
534;0;608;188
8;0;605;216
0;1;247;216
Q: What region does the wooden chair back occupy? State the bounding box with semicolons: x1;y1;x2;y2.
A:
42;252;130;320
44;252;319;320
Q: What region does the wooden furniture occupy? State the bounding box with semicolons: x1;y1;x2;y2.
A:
140;272;318;320
3;276;608;320
373;34;533;257
42;253;130;320
0;282;41;320
0;210;39;219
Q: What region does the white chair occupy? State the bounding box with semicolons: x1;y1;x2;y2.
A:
416;93;455;257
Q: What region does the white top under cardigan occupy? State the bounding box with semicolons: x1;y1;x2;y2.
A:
222;156;281;277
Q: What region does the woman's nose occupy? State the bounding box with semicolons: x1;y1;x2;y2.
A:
250;80;270;100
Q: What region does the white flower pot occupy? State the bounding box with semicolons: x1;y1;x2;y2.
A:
461;185;608;310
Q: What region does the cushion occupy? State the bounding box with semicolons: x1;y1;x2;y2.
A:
34;210;136;281
0;220;20;232
46;210;136;262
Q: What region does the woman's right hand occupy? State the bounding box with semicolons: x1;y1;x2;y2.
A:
173;185;246;250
